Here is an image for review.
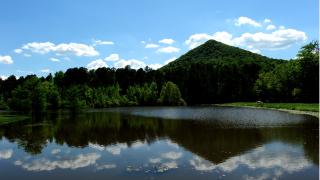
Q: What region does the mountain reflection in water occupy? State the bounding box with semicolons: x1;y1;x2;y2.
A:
0;107;318;180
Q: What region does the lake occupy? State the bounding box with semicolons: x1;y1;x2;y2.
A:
0;106;318;180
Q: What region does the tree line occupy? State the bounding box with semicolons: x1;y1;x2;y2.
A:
0;41;318;112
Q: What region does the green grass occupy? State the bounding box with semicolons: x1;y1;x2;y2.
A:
0;115;29;125
222;102;319;112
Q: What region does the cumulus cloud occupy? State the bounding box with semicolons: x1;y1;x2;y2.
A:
159;38;175;44
264;18;272;23
87;59;108;70
92;39;114;46
104;53;120;61
16;153;101;171
145;43;159;48
157;46;180;53
14;49;23;54
40;69;50;73
266;25;276;31
148;63;162;70
235;16;261;27
161;151;183;160
50;57;60;62
21;42;99;57
185;31;234;49
0;55;13;64
114;59;146;69
186;27;307;51
233;28;307;50
0;149;13;159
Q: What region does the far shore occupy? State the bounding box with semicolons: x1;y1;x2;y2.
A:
215;102;319;118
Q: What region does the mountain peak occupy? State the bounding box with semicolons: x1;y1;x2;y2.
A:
162;40;281;69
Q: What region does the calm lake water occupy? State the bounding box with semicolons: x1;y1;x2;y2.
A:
0;106;318;180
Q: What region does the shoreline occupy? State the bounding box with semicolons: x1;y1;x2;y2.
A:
214;104;319;118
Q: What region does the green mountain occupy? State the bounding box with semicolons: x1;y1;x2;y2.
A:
162;39;285;70
160;40;287;104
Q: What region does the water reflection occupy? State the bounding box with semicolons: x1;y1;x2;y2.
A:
0;108;318;180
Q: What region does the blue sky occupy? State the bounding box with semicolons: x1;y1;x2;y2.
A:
0;0;318;78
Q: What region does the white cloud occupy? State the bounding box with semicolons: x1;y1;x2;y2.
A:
114;59;146;69
16;153;101;171
189;144;312;175
131;141;145;148
145;43;159;48
22;42;99;57
161;161;178;169
211;31;234;45
87;59;108;70
161;151;183;160
157;46;180;53
190;156;215;171
159;38;175;44
266;25;276;31
166;140;180;149
185;31;234;49
50;58;60;62
105;143;128;155
0;149;13;159
0;55;13;64
104;53;120;61
186;27;307;51
248;48;261;54
279;26;286;30
185;33;214;49
235;16;261;27
148;63;163;70
264;18;272;23
92;39;114;46
141;41;146;44
40;69;50;73
14;48;23;54
89;143;105;151
233;28;308;50
0;75;8;80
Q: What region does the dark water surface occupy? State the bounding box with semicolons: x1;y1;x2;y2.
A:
0;107;318;180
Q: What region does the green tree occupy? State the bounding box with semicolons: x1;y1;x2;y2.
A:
296;41;319;102
159;81;186;106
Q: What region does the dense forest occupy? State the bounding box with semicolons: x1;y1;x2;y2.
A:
0;40;318;112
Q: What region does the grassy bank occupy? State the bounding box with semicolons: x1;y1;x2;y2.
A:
221;102;319;112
